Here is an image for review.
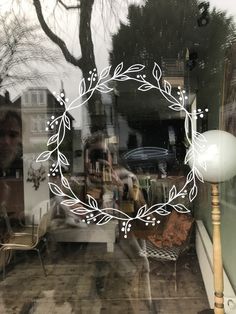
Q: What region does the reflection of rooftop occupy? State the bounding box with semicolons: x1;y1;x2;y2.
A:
161;58;184;77
161;58;185;88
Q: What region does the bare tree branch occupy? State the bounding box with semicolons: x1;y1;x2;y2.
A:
31;0;126;132
33;0;82;67
57;0;80;10
0;13;61;91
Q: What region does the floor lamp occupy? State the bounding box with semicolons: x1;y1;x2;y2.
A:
192;130;236;314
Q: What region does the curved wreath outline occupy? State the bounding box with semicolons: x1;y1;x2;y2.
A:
36;62;207;238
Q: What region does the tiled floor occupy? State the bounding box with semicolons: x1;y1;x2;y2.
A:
0;238;209;314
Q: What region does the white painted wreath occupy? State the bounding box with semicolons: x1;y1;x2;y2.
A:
37;62;207;238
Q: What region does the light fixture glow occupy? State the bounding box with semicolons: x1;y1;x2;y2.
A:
192;130;236;183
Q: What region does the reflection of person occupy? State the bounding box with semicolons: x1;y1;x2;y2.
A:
0;109;22;176
0;109;22;239
84;131;145;213
48;132;151;312
78;132;151;312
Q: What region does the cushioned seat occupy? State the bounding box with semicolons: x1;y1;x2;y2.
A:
139;211;194;291
139;240;183;261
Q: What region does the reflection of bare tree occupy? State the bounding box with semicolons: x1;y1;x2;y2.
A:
0;13;60;91
33;0;111;133
222;43;236;137
220;43;236;201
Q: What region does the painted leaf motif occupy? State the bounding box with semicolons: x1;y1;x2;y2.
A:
164;80;171;94
195;168;204;183
194;131;207;143
137;205;147;216
59;152;69;165
87;195;98;208
149;203;164;212
197;157;207;171
70;208;90;215
152;62;162;81
114;62;123;76
48;183;64;196
115;75;129;81
97;215;112;225
156;207;171;215
189;185;198;202
187;170;194;182
99;66;111;79
96;84;113;93
174;204;190;213
61;199;80;206
126;64;145;72
138;84;153;92
168;104;182;111
47;134;58;146
36;150;51;162
184;116;188;135
184;149;192;165
63;114;71;130
169;185;177;199
79;78;86;95
61;176;70;189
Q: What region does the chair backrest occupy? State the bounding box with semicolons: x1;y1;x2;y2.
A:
37;213;49;240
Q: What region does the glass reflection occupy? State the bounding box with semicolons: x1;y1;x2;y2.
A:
0;0;236;313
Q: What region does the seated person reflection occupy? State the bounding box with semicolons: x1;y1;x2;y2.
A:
0;109;22;177
0;109;22;237
84;132;145;216
51;132;146;229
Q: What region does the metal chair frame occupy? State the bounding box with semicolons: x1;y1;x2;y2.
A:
0;213;49;280
139;221;194;291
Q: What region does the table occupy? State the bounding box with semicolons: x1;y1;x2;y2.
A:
49;220;119;253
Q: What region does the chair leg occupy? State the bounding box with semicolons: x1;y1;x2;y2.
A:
1;249;14;280
2;250;6;280
174;261;177;292
35;249;47;277
44;238;50;256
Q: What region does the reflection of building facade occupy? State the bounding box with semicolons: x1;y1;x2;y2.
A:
161;58;185;88
14;87;73;151
13;87;74;221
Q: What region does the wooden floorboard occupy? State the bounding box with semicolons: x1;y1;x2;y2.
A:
0;240;210;314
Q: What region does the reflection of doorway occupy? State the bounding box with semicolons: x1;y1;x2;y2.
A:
127;133;138;149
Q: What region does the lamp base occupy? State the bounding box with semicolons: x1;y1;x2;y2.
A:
198;310;214;314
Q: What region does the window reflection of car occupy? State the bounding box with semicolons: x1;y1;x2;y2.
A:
122;147;176;173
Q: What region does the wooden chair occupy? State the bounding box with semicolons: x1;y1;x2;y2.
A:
139;211;194;291
0;213;49;279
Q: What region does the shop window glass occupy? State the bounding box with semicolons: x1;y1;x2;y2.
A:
1;1;236;313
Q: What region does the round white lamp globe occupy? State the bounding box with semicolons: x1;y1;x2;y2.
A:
189;130;236;183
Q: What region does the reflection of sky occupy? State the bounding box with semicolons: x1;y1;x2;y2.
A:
0;0;144;127
210;0;236;18
1;0;236;127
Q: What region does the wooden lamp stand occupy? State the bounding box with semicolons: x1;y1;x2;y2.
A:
211;183;224;314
